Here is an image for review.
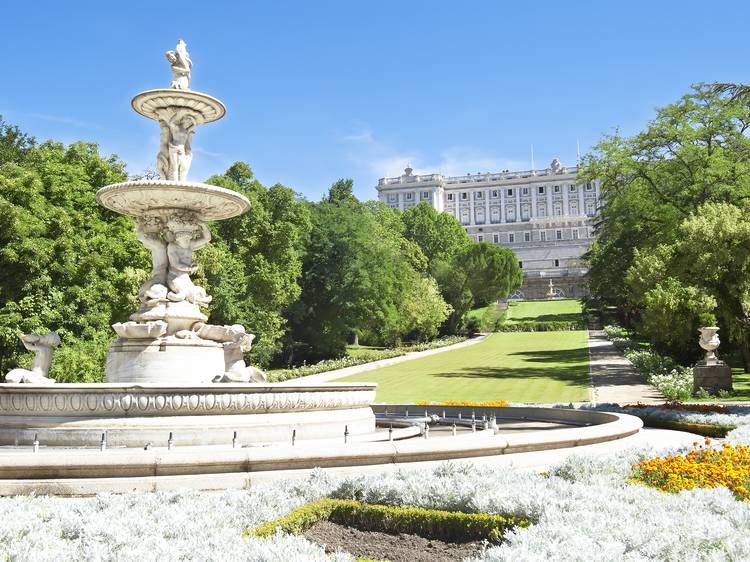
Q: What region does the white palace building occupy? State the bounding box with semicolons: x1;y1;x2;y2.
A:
376;158;600;299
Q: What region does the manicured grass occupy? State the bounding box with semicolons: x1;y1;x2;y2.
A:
338;331;590;403
506;299;583;324
467;302;505;331
346;344;386;358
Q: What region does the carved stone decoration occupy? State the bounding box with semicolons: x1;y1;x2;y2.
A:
156;107;196;181
112;321;167;340
5;333;60;384
698;326;722;365
194;324;268;383
550;158;563;173
166;39;192;90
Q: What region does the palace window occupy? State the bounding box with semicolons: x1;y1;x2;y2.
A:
421;191;430;200
460;209;470;225
447;193;454;201
573;229;580;240
556;229;563;240
554;259;560;267
461;192;468;200
507;188;514;197
518;260;523;269
524;231;531;242
553;203;563;216
570;202;579;215
388;194;397;202
540;230;547;241
538;186;545;194
521;204;530;220
522;187;529;196
406;192;413;200
475;191;483;200
477;234;484;242
493;233;499;243
490;207;500;223
554;185;561;193
586;182;594;192
586;201;596;216
508;233;515;243
506;206;516;221
569;184;577;193
491;190;499;198
538;204;547;217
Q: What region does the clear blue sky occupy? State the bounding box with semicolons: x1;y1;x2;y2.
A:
1;1;748;200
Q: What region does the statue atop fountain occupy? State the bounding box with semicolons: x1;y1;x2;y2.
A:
97;39;257;384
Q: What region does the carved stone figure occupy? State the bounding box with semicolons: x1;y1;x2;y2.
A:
112;321;167;339
698;327;722;365
135;215;169;306
156;109;195;181
5;333;60;384
165;213;212;306
550;158;563;173
193;324;267;383
166;39;192;90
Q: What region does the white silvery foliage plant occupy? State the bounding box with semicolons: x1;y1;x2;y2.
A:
585;403;750;429
332;459;750;561
0;471;348;562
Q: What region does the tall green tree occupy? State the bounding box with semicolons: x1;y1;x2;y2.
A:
581;85;750;320
0;132;148;380
401;202;471;271
203;162;311;366
435;242;522;333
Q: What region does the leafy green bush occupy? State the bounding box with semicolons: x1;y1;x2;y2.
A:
603;325;630;339
247;498;528;543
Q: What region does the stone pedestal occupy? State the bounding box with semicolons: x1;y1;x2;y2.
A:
693;364;732;394
105;338;224;384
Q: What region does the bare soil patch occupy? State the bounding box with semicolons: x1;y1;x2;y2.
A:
303;519;487;562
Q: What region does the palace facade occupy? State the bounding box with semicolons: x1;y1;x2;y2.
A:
375;159;600;299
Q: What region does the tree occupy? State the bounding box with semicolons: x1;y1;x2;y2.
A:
0;133;148;381
401;202;471;271
327;178;356;204
581;85;750;323
435;242;522;333
203;162;311;366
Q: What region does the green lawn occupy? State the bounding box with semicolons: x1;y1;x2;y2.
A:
338;331;590;403
506;299;583;324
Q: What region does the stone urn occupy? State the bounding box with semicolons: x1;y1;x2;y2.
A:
698;327;721;365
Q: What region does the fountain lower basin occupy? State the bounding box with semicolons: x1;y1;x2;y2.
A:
0;383;376;447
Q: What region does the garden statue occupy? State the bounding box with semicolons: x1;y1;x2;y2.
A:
166;39;192;90
698;327;722;365
550;158;562;173
156;108;195;181
165;213;212;306
5;333;60;384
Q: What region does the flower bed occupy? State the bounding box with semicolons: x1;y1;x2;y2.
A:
415;400;510;407
632;440;750;501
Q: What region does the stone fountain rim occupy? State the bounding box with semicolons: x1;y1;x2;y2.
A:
0;382;377;393
96;180;251;220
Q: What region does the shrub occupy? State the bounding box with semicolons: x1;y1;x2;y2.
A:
248;498;528;543
496;320;585;332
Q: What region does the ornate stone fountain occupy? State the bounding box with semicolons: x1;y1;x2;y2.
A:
96;41;255;384
0;40;376;447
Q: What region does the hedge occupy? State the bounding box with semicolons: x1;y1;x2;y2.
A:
496;320;586;332
247;498;529;543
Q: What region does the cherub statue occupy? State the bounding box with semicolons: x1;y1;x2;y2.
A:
165;214;212;306
5;333;60;384
166;39;192;90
